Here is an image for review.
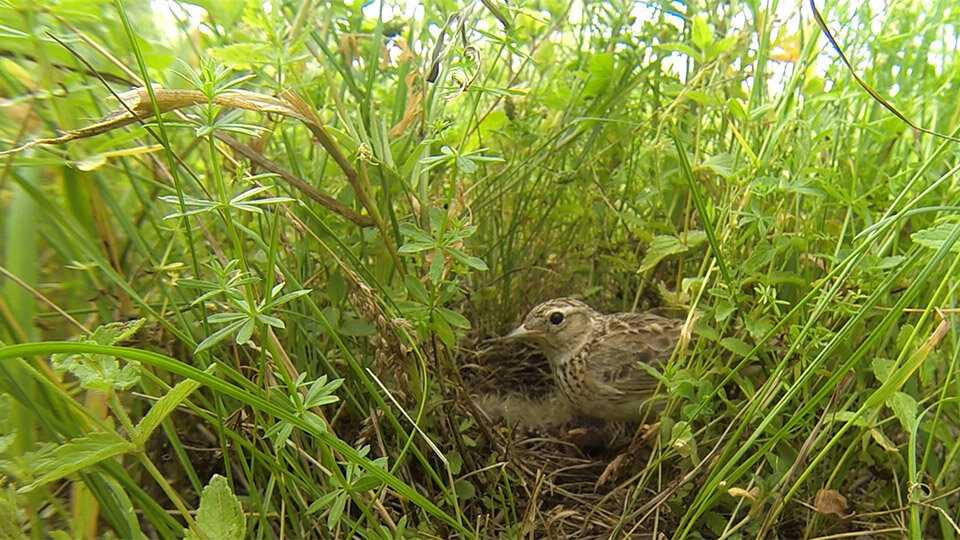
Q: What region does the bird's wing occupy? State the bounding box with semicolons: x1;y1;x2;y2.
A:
583;312;682;396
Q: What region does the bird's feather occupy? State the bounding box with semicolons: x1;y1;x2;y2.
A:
511;298;686;421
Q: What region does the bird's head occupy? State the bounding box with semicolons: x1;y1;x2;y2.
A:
505;298;600;360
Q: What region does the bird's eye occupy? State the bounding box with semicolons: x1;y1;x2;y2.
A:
549;312;564;325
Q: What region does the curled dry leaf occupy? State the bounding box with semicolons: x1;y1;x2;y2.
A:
814;488;852;519
727;486;759;503
388;71;423;138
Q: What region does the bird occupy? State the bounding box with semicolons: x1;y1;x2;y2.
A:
505;298;684;422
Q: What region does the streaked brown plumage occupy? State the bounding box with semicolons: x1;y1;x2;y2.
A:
506;298;682;422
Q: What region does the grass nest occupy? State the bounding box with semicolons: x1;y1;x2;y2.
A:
451;333;677;539
142;334;676;538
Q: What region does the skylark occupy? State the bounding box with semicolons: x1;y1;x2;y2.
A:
506;298;683;422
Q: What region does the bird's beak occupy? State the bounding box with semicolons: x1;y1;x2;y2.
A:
504;324;533;340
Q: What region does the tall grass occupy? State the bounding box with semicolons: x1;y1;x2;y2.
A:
0;0;958;538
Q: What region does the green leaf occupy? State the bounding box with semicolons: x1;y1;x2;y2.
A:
264;421;294;447
399;222;436;245
588;52;615;77
888;392;918;432
340;317;377;336
742;241;775;273
832;411;870;427
304;376;343;409
693;320;721;341
639;235;685;273
866;255;905;271
585;52;615;97
207;313;246;324
207;43;271;69
178;0;245;27
255;313;284;328
656;42;703;62
672;379;696;400
698;153;737;179
328;270;347;305
306;491;341;515
20;432;135;493
870;428;898;452
236;318;255;344
455;154;477;174
705;35;738;60
50;320;146;392
436;307;471;329
184;475;245;540
767;271;807;286
398;241;435;254
428;207;444;234
447;248;488;271
90;319;146;346
51;353;141;393
454;478;476;501
432;313;456;348
636;361;667;384
704;511;727;537
872;357;895;383
134;373;204;444
478;109;508;138
911;222;960;252
195;318;248;353
670;420;698;461
327;492;347;529
404;275;430;305
100;475;146;540
446;450;463;475
692;16;714;50
265;288;311;310
113;361;141;392
685;90;719;107
0;432;14;454
639;231;707;272
720;337;753;357
352;473;383;493
429;249;445;283
714;299;735;322
743;313;773;341
727;98;747;121
302;411;329;434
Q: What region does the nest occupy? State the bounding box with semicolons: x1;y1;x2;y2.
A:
455;335;676;539
138;328;677;537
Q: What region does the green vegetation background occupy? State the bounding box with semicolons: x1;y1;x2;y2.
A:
0;0;959;538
